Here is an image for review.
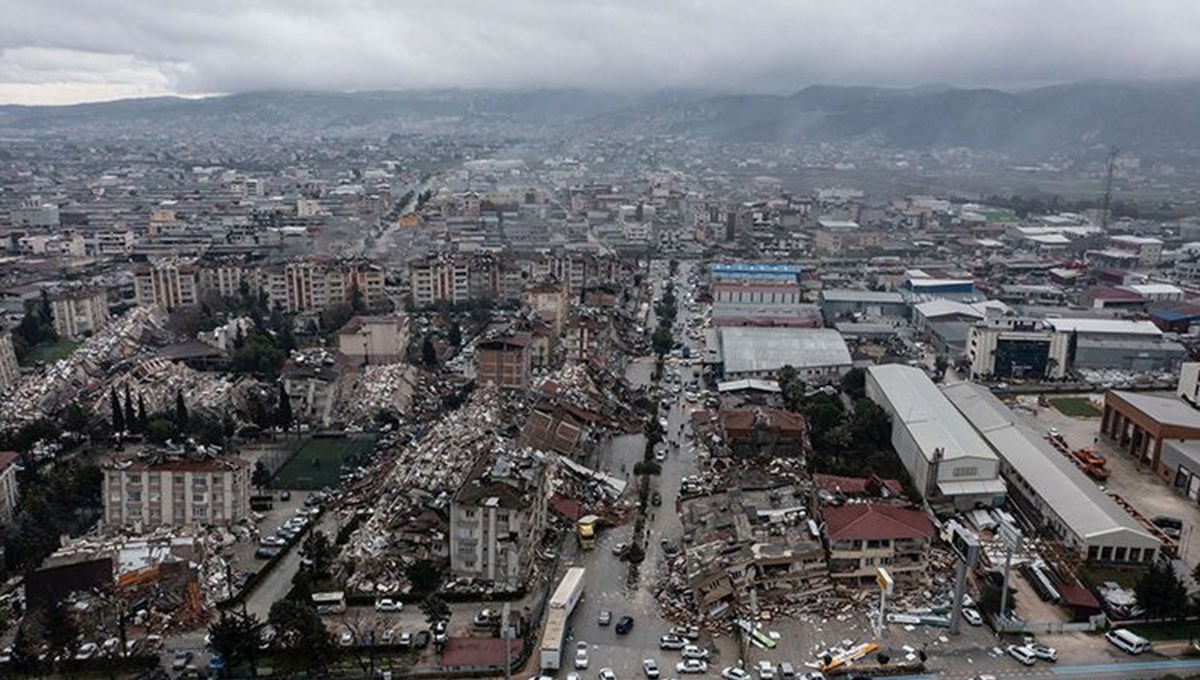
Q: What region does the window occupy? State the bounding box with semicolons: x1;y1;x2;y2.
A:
866;539;889;549
1114;547;1127;562
1100;546;1113;561
1128;548;1141;563
952;466;979;478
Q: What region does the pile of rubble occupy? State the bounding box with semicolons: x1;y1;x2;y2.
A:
335;363;418;425
104;357;243;418
0;306;168;428
337;385;531;594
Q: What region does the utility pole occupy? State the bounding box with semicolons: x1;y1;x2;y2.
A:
502;602;513;680
997;521;1023;632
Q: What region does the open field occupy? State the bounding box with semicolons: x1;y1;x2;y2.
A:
272;436;376;489
1051;397;1102;418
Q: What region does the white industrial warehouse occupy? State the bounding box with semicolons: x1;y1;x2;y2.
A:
942;382;1161;565
864;364;1007;510
716;327;852;382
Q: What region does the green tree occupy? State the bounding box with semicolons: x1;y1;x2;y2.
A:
136;393;148;432
43;601;80;660
251;461;271;492
208;611;263;678
1135;558;1188;620
419;593;450;627
146;417;176;444
406;559;443;597
422;336;438;367
268;599;333;676
778;365;806;412
841;367;866;400
275;382;293;433
122;384;135;433
109;387;125;434
850;399;892;450
62;402;88;434
299;530;334;578
651;326;673;357
174;390;189;432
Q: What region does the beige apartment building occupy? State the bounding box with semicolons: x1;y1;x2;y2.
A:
103;455;250;528
49;288;111;339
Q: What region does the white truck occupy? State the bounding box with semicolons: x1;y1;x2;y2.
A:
538;567;586;670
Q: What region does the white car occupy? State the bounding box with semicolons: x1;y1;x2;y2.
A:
961;607;983;626
659;634;686;650
1006;644;1036;666
575;641;590;669
967;676;997;680
756;660;775;679
723;668;750;680
599;669;617;680
682;645;710;660
1029;644;1058;662
676;659;708;674
74;643;98;660
374;598;403;613
643;659;660;679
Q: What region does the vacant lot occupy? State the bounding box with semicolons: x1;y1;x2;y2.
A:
1050;397;1101;418
273;436;376;489
32;339;80;364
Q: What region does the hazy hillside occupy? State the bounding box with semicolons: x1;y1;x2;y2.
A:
3;82;1200;159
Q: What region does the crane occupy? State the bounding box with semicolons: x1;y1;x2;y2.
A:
1101;146;1120;230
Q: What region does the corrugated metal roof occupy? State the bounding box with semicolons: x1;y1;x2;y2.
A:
1046;318;1163;338
719;327;851;375
942;382;1159;548
866;364;998;464
819;289;906;304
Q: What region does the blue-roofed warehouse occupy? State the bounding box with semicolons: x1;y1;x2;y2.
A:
1152;304;1200;333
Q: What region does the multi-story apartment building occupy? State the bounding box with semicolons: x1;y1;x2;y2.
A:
261;258;386;312
476;334;532;389
132;259;201;309
408;255;477;308
49;288;111;340
449;451;548;587
103;455;250;528
0;332;21;392
0;451;19;525
338;315;410;365
823;503;934;586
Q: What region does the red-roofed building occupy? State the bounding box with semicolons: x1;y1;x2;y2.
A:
718;408;807;458
0;451;19;524
823;503;934;585
814;473;905;499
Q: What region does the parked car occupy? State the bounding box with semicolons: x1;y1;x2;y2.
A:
682;645;710;660
414;630;431;648
643;658;661;679
659;634;686;650
1152;515;1183;538
171;651;194;670
255;546;282;559
1006;645;1036;666
1107;628;1151;655
677;659;708;674
374;598;403;613
599;669;617;680
612;542;629;556
399;632;413;648
575;641;590;669
961;607;983;626
74;643;98;660
1029;644;1058;662
650;491;662;507
757;660;775;679
598;610;612;626
339;631;354;646
723;668;751;680
615;615;635;635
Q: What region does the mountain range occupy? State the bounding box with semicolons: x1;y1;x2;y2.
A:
3;81;1200;159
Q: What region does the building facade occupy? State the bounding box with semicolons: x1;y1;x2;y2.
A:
823;503;934;585
0;332;19;392
337;315;410;365
0;451;19;525
103;455;250;528
966;319;1070;380
448;452;548;587
49;288;111;340
476;335;532;389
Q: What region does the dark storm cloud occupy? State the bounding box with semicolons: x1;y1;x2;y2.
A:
0;0;1197;103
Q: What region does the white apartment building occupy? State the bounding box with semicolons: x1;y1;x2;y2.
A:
49;288;111;340
0;332;21;393
103;455;250;528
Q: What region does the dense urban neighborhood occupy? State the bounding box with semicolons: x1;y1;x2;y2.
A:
6;82;1200;680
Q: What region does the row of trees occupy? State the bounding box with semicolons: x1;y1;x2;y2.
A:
778;366;906;481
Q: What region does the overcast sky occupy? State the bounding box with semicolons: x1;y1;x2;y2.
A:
0;0;1196;105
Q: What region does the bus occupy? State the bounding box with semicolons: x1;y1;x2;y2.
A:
312;591;347;615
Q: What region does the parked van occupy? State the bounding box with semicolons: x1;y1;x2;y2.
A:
777;662;796;678
1106;628;1151;655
